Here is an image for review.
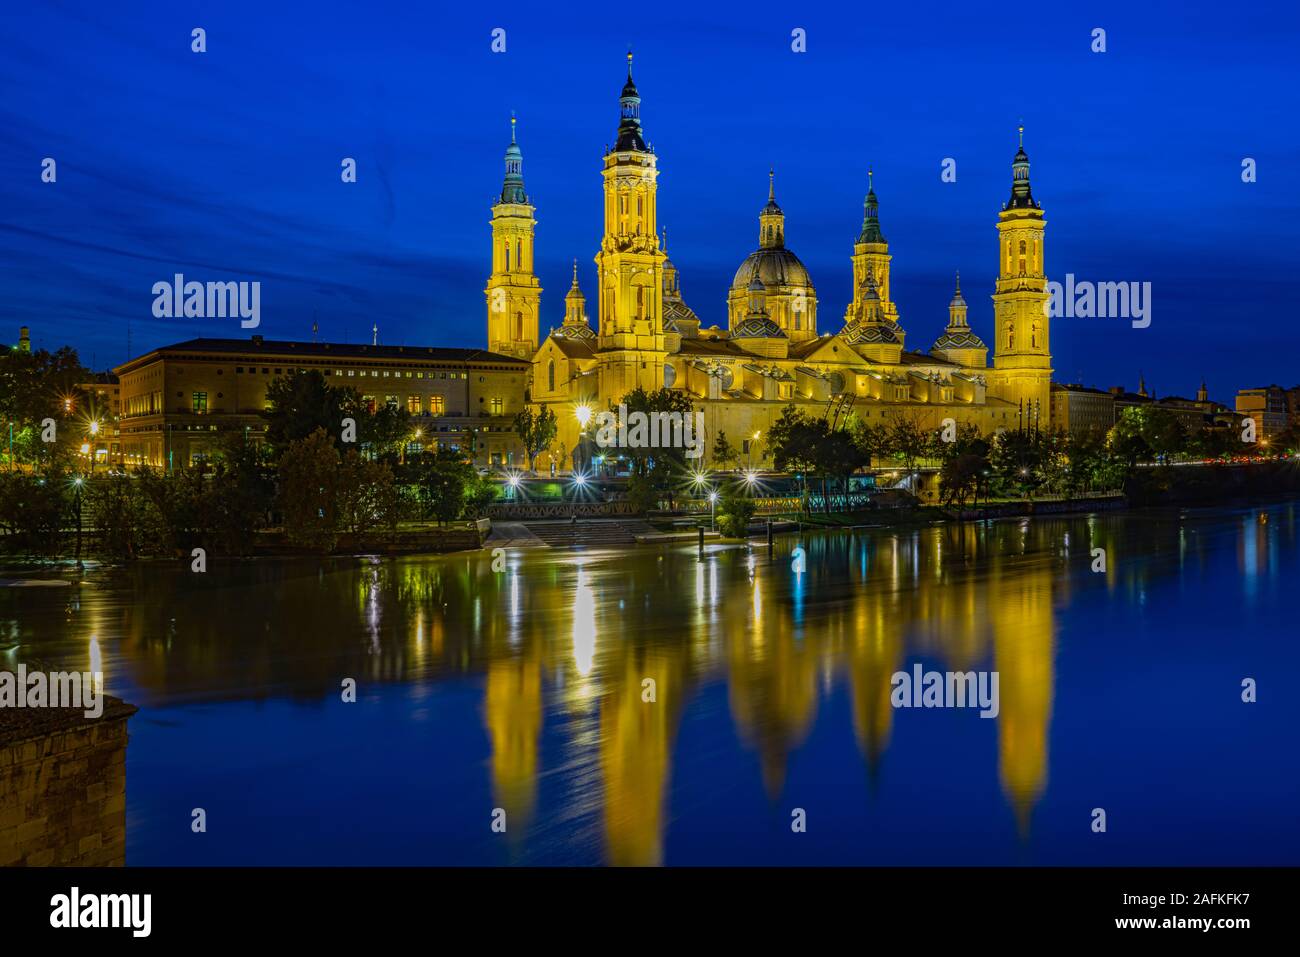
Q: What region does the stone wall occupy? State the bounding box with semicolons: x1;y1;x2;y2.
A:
0;696;137;867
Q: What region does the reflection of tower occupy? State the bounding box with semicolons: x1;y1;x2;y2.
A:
486;116;542;359
848;607;905;784
600;651;682;866
989;562;1054;835
989;126;1052;426
484;648;543;834
726;607;819;798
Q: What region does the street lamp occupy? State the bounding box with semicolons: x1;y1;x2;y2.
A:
708;490;718;530
575;404;593;428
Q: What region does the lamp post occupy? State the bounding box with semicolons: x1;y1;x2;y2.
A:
709;490;718;531
73;476;84;567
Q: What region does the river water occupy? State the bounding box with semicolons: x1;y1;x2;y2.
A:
3;502;1297;865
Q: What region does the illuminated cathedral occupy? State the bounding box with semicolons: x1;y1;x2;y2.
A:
486;54;1053;472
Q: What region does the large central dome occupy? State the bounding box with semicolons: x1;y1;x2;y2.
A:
731;248;813;290
726;171;818;342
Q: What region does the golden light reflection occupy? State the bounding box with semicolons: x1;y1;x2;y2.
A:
571;566;597;677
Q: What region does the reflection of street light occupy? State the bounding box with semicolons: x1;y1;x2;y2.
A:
708;490;718;530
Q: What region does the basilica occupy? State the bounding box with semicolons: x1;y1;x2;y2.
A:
486;55;1053;472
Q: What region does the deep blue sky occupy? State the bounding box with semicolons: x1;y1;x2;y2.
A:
3;1;1297;402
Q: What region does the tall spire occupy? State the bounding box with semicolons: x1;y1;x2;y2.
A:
858;167;885;244
614;49;647;152
1007;123;1038;210
758;168;785;249
499;114;526;205
564;258;587;327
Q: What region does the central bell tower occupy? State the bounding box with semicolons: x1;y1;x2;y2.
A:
595;52;667;397
989;126;1052;427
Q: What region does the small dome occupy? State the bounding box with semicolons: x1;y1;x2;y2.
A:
556;323;596;341
843;322;899;346
731;248;813;291
933;330;986;350
731;316;787;339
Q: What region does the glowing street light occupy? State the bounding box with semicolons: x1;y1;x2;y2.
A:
507;473;521;488
572;471;588;488
79;442;90;455
575;404;593;428
88;420;100;436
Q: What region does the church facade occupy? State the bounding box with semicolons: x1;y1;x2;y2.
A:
488;56;1053;473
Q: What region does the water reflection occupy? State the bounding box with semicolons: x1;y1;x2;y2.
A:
2;503;1296;865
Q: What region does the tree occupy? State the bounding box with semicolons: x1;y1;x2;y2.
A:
940;453;986;508
0;472;70;557
716;484;757;538
411;446;478;526
712;431;739;470
337;451;399;540
0;344;90;469
815;426;869;512
512;406;558;472
991;428;1046;499
766;405;822;512
278;428;341;551
616;386;698;508
885;413;935;491
263;371;352;454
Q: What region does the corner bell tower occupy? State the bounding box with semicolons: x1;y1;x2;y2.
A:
847;169;899;326
595;52;667;397
486;116;541;359
990;126;1052;426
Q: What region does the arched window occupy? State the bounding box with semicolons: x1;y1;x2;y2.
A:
504;244;510;271
515;311;523;340
516;240;522;269
547;360;555;392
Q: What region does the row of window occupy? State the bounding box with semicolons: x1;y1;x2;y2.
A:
229;366;471;380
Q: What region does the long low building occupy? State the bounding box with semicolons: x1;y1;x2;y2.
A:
112;336;529;469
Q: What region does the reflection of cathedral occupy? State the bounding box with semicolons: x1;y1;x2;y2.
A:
472;524;1058;864
487;54;1054;472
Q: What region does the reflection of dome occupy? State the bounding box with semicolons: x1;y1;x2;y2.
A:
731;248;813;291
731;316;787;339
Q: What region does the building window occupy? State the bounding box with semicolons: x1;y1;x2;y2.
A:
363;395;376;414
407;395;422;414
430;396;445;415
548;360;555;391
192;392;208;413
490;397;503;415
385;395;399;409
